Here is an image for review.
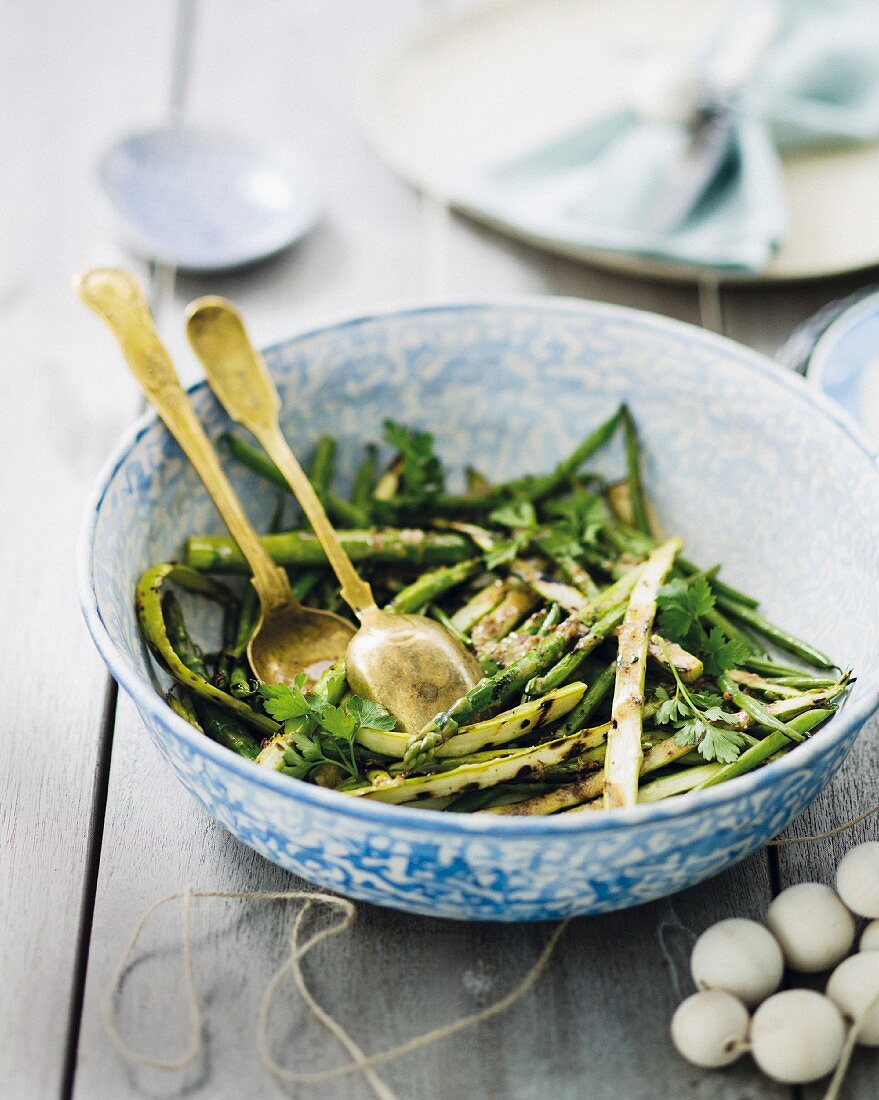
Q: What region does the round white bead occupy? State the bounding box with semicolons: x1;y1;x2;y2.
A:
766;883;855;972
690;918;783;1006
750;989;845;1083
836;841;879;919
670;990;749;1068
826;952;879;1046
861;920;879;953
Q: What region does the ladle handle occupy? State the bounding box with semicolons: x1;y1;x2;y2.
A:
75;269;292;610
186;296;378;618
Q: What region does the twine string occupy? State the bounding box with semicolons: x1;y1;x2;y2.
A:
767;801;879;845
823;988;879;1100
103;802;877;1092
257;913;570;1083
101;882;202;1072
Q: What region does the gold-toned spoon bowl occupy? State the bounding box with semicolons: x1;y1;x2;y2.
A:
75;268;354;685
186;295;481;733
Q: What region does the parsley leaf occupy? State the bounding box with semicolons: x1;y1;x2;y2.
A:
288;727;323;759
544;493;607;547
657;577;715;643
673;716;706;748
672;714;745;764
484;534;528;570
702;627;750;678
260;674;310;721
260;681;398;783
697;724;747;765
686;688;726;712
489;500;537;530
654;641;745;764
655;576;747;678
482;501;535;569
346;696;397;730
654;684;688;726
383;420;444;501
532;526;580;562
280;752;313;780
533;491;607;563
484;490;606;573
314;702;357;741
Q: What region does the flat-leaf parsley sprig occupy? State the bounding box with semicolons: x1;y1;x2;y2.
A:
260;677;396;781
655;642;748;764
657;575;750;678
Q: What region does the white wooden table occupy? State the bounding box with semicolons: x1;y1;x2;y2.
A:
2;3;876;1098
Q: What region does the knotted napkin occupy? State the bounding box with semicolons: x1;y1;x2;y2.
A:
450;1;879;270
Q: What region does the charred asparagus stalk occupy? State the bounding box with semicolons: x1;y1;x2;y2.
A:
604;538;681;808
186;528;473;572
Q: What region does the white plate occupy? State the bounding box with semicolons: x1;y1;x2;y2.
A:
367;0;879;282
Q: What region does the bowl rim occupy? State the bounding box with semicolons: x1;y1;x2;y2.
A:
807;286;879;412
79;296;879;837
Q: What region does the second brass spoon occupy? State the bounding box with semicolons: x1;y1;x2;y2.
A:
76;269;354;687
186;296;481;734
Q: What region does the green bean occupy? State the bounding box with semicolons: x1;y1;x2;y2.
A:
196;700;261;760
555;659;616;735
134;406;852;812
166;688;203;732
621;404;651;535
717;672;806;743
537;603;564;633
697;709;836;788
405;604;625;765
290;570;321;602
308;435;336;494
217;432;368;527
605;524;760;609
524;604;625;697
389;558;482;614
743;656;827;679
351;443;379;509
213;597;241;691
428;605;472;649
715;595;835;668
162;591;210;680
373;408;623;519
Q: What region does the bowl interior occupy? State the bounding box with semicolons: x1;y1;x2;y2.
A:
88;302;879;765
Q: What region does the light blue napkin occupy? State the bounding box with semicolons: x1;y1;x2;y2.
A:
449;1;879;271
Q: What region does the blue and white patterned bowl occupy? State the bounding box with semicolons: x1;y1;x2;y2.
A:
80;300;879;921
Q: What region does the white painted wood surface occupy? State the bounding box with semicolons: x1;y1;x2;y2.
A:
2;2;876;1098
0;3;176;1097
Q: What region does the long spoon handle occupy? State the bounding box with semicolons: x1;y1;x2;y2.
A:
75;269;292;610
185;296;378;618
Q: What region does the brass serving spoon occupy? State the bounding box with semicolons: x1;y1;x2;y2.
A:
75;268;354;685
185;296;481;733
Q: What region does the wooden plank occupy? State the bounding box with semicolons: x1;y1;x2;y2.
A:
720;278;879;1098
0;3;179;1097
